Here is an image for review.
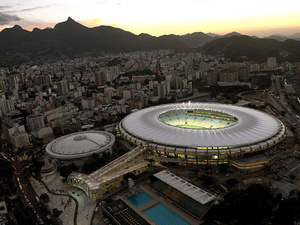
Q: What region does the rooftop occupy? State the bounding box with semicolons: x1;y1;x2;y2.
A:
120;103;285;151
154;170;216;205
46;130;115;159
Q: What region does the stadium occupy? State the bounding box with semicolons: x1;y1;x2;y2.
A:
118;102;285;167
46;130;115;160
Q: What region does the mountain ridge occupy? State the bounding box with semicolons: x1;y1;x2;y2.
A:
0;17;300;66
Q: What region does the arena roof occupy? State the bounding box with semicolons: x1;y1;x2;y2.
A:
119;103;285;153
46;130;115;159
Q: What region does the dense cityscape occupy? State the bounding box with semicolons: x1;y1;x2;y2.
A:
0;16;300;225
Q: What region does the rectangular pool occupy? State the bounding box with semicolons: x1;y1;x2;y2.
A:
144;203;190;225
127;191;154;207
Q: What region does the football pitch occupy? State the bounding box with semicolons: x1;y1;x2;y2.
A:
176;124;206;129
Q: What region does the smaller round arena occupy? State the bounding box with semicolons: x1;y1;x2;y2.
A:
46;131;115;160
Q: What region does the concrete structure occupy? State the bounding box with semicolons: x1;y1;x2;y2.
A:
58;79;69;96
267;57;277;69
81;98;95;109
68;146;149;201
0;99;15;116
118;103;285;166
26;114;45;132
154;170;216;205
46;130;115;160
11;130;30;148
2;120;26;144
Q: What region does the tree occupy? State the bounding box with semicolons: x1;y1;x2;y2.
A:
263;164;272;173
201;174;215;187
273;198;300;225
58;163;79;179
205;184;274;225
218;164;230;175
226;178;239;187
81;162;97;174
143;79;150;85
40;193;50;203
52;208;63;218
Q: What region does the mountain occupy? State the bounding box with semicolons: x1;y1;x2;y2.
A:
200;35;300;62
0;18;216;66
206;32;221;37
0;17;300;66
289;32;300;39
179;32;213;48
264;35;288;41
224;32;242;37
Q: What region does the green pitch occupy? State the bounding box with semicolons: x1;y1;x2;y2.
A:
176;124;206;129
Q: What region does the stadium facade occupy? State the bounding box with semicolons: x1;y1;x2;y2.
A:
118;102;285;167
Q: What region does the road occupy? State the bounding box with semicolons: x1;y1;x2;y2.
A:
271;76;300;133
1;143;52;225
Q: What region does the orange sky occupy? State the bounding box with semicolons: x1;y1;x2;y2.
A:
1;0;300;37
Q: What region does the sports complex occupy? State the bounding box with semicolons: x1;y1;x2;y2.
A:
46;130;115;160
118;102;286;167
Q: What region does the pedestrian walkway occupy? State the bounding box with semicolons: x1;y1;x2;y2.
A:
30;172;96;225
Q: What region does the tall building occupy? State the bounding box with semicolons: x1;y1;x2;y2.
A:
239;67;250;81
0;99;15;116
267;57;277;69
207;70;218;86
11;131;30;148
199;62;209;72
250;64;260;72
26;114;46;132
8;75;18;85
188;82;193;93
2;120;26;144
81;98;95;110
95;71;106;86
35;75;52;86
58;80;69;96
219;70;239;82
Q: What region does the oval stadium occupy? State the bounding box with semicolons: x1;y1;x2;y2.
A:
46;130;115;160
118;102;285;166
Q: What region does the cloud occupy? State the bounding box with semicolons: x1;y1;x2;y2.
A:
5;4;56;13
0;5;12;10
0;12;21;25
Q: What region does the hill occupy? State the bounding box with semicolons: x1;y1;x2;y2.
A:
200;35;300;62
0;17;300;66
0;18;214;66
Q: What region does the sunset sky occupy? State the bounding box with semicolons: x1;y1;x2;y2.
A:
1;0;300;37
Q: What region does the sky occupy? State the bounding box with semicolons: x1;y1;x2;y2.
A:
0;0;300;37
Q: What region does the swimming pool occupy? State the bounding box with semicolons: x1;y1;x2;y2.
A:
144;203;190;225
127;191;154;207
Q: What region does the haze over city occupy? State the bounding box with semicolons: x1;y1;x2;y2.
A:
1;0;300;37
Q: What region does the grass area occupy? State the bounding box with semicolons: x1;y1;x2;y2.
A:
176;124;206;129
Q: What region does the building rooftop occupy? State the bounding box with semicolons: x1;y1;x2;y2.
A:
46;130;115;159
120;103;285;153
154;170;216;205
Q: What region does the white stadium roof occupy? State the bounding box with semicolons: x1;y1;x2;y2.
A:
119;103;285;153
46;130;115;159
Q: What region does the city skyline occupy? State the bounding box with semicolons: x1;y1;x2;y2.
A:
0;0;300;37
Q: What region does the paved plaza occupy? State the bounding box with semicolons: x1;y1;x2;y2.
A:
30;172;96;225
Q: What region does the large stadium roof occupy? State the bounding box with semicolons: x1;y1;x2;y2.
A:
119;103;285;153
46;130;115;159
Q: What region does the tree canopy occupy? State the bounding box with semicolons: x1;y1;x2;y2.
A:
206;184;274;225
